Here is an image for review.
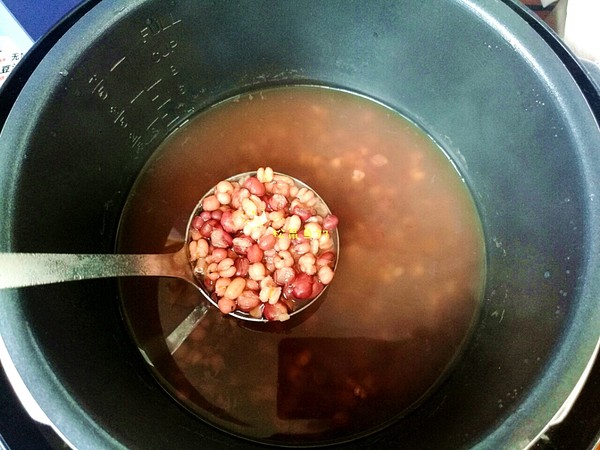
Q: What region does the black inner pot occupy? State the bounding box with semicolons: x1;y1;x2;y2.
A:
1;1;599;449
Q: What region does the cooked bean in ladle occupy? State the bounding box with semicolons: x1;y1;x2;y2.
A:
0;168;339;323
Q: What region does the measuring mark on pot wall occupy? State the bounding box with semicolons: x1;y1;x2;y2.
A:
140;13;182;44
150;40;178;64
83;11;188;155
490;308;506;323
110;56;127;73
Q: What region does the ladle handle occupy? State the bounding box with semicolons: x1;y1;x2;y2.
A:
0;252;188;289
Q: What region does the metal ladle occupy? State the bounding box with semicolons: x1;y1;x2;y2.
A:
0;171;339;352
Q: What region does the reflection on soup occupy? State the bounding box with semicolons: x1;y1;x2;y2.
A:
118;85;486;445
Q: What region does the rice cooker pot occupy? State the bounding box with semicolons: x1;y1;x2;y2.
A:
1;0;599;448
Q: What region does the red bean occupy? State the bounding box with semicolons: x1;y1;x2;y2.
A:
217;258;236;278
203;277;216;292
232;235;254;255
200;221;214;238
292;204;314;221
202;195;220;212
191;215;205;229
216;192;231;205
237;290;261;312
310;239;320;255
189;228;201;241
311;279;324;298
200;218;221;238
218;297;236;314
282;281;295;299
231;188;250;209
262;195;274;212
243;176;266;196
263;252;276;273
230;209;246;231
274;267;295;286
211;248;228;263
211;209;223;221
292;273;313;300
206;263;219;281
318;266;335;285
322;214;339;230
293;230;309;244
211;229;233;248
268;210;286;229
286;215;302;235
275;251;294;269
269;193;288;211
263;301;290;321
259;285;282;304
257;167;274;183
249;305;264;319
234;257;250;277
215;180;234;194
293;242;311;255
242;197;258;216
275;234;290;252
214;277;231;297
190;238;209;260
304;222;322;239
258;233;276;251
246;279;260;291
219;210;235;233
248;262;266;281
247;244;263;263
316;251;336;267
296;187;316;204
271;181;290;196
224;277;246;299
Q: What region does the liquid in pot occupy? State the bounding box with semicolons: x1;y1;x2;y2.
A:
117;85;486;445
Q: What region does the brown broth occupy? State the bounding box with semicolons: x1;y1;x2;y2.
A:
117;85;486;445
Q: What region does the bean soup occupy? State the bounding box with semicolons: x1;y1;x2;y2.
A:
117;85;486;445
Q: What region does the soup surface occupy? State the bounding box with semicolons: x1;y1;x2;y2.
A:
118;85;485;445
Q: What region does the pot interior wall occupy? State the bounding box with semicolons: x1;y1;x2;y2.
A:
1;1;599;449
